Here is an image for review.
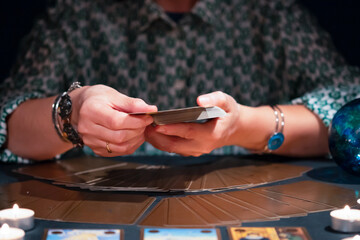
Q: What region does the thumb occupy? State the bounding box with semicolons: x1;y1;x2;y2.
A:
132;99;157;113
197;91;233;112
113;95;157;113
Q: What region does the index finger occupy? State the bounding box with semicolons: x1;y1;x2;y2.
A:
95;108;154;130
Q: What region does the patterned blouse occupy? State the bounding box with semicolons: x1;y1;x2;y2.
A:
1;0;360;163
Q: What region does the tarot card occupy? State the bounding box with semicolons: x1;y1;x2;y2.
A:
0;180;155;225
188;195;241;225
228;227;311;240
15;155;311;193
248;188;333;213
166;198;209;227
275;227;312;240
228;227;280;240
222;190;307;218
140;198;169;226
142;228;221;240
43;229;122;240
263;180;359;208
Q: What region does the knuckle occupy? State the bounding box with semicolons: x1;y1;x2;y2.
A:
113;131;127;144
93;102;104;112
79;100;100;120
108;116;121;129
88;100;102;113
133;97;146;105
217;92;228;104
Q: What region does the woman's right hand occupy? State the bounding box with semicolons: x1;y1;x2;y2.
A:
70;84;157;156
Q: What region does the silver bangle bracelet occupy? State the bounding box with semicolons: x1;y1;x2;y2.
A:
264;105;285;152
52;94;67;141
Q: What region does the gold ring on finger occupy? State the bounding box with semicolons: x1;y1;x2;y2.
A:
106;142;112;153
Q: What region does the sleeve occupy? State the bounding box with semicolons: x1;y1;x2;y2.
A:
276;1;360;126
0;0;76;163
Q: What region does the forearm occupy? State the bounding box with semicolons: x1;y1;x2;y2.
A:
6;96;72;161
5;84;157;161
237;104;329;157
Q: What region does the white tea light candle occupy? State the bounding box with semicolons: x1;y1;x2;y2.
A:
331;205;360;232
0;204;34;231
342;234;360;240
0;224;25;240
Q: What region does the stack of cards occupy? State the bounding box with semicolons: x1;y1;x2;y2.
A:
15;156;311;192
140;180;359;226
131;106;226;125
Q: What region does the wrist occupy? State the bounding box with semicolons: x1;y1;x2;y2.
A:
237;105;276;152
52;82;84;148
67;85;89;127
263;105;285;153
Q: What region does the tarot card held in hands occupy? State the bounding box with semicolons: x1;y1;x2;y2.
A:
131;106;226;125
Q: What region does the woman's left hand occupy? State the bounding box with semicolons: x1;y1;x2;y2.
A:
145;91;242;156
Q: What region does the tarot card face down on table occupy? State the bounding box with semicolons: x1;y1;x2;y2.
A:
15;156;312;192
140;181;359;227
0;180;155;225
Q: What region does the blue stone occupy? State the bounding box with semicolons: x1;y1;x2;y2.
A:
268;132;284;150
329;98;360;175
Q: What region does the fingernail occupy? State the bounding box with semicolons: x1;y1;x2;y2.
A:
148;105;157;111
198;96;209;105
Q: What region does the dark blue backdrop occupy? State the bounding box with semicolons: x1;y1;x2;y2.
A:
1;0;360;82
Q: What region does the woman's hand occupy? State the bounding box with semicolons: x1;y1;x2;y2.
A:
71;85;157;156
145;91;250;156
145;90;330;157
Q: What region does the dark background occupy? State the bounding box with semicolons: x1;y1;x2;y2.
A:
1;0;360;82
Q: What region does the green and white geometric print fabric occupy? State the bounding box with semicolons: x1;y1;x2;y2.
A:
1;0;360;162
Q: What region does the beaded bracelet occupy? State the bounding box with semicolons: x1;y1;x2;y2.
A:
264;105;285;152
52;82;84;148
